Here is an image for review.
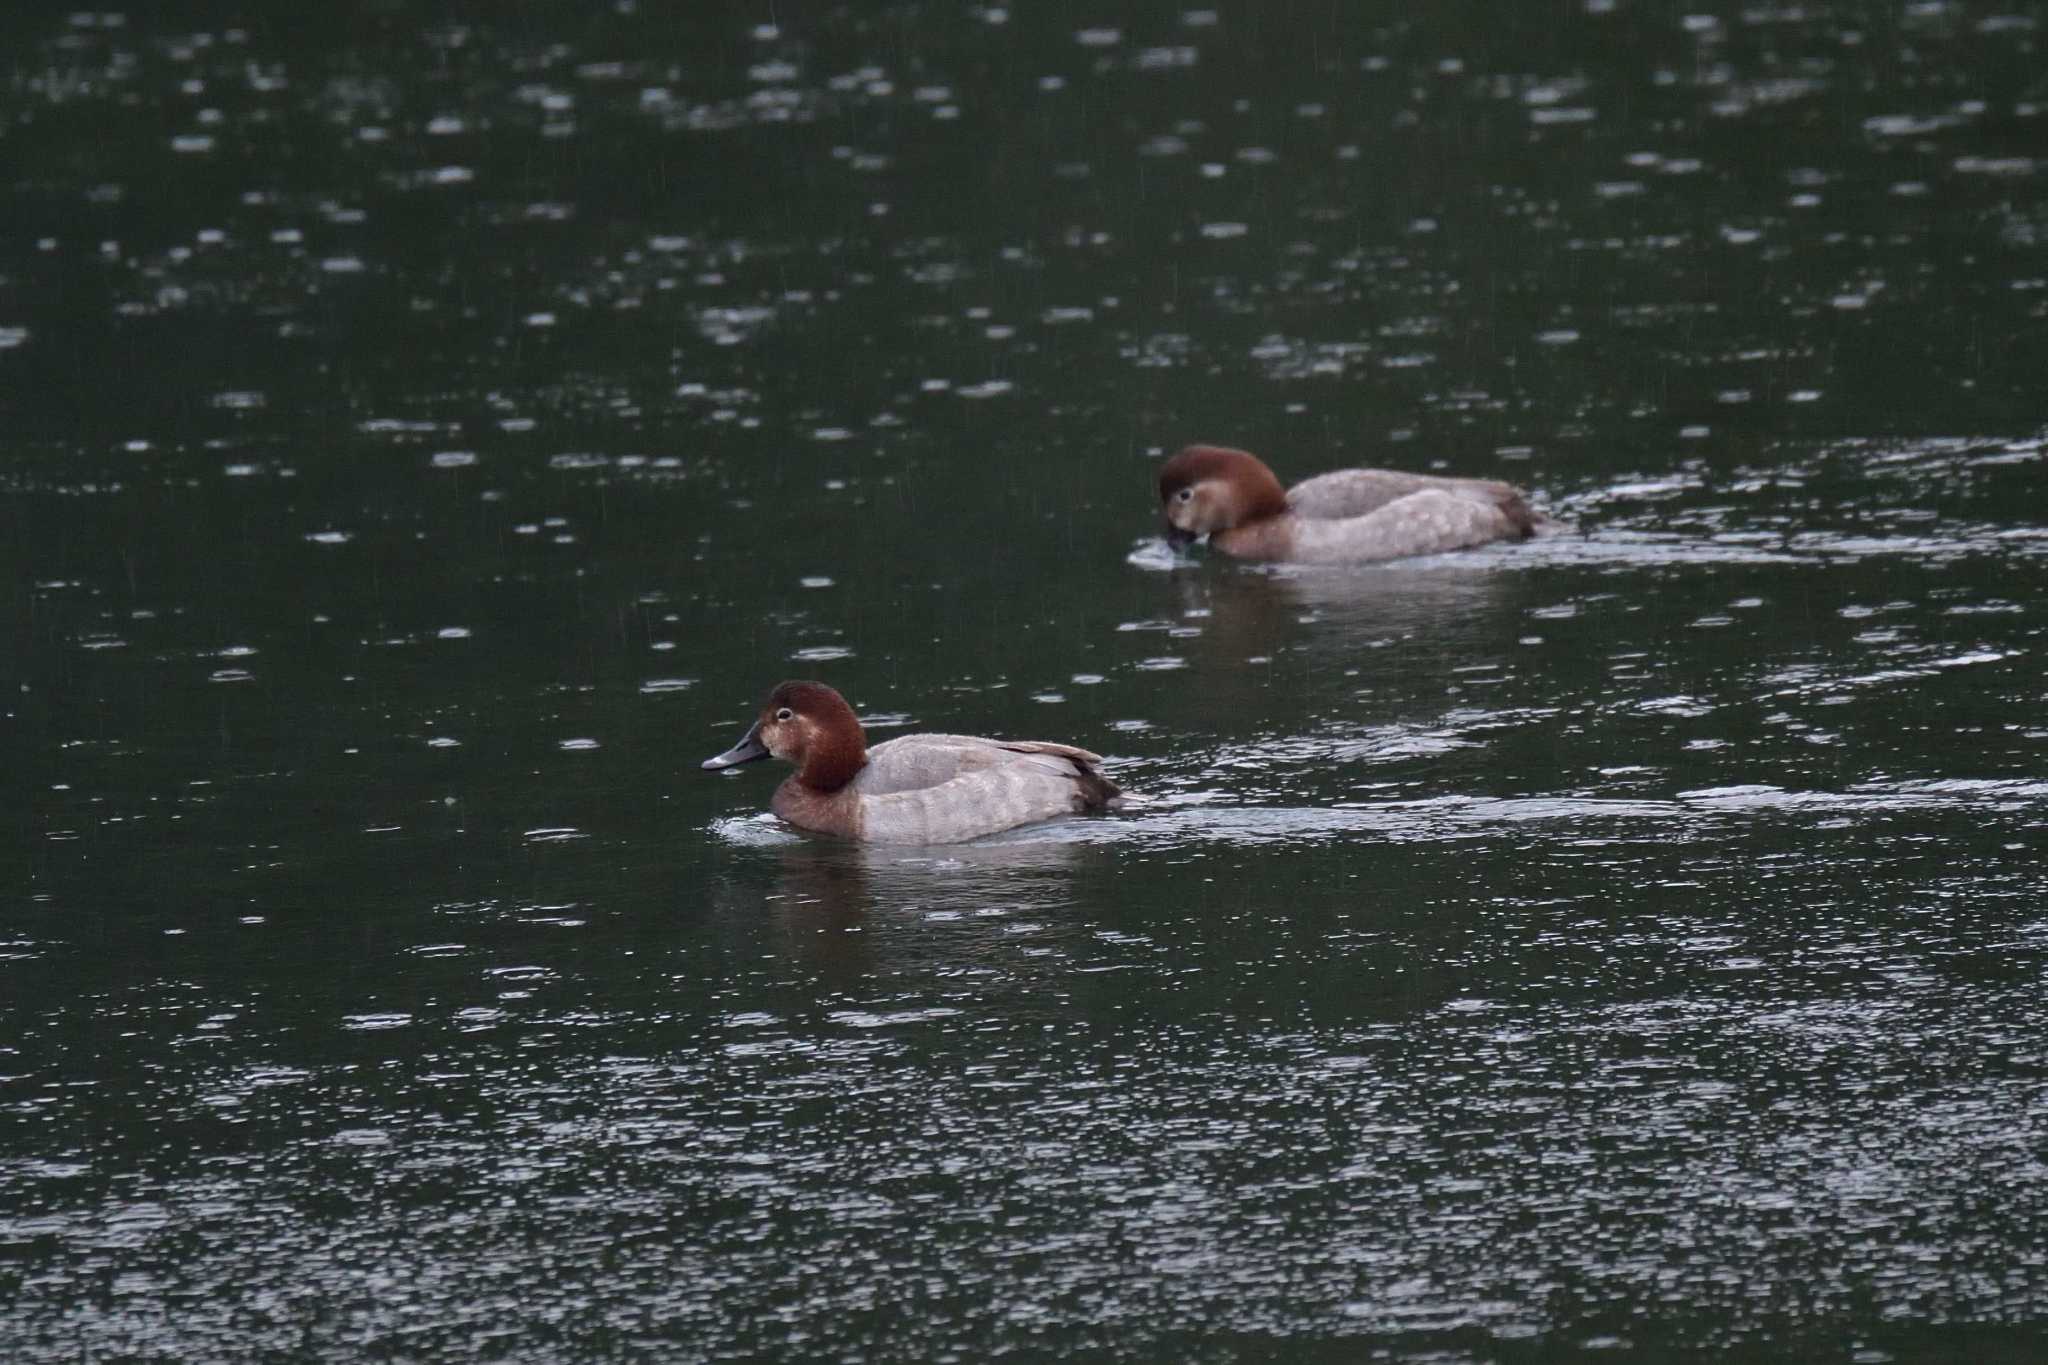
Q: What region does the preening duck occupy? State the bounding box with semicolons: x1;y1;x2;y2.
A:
1158;444;1539;563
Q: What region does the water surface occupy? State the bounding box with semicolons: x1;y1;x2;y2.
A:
5;3;2048;1360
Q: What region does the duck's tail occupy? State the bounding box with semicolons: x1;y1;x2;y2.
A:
1496;487;1543;540
1070;760;1123;812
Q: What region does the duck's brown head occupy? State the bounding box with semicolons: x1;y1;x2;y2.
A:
703;680;868;791
1157;445;1290;544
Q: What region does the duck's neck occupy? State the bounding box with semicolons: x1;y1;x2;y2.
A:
1214;513;1299;561
771;779;863;837
796;731;867;792
1230;465;1290;524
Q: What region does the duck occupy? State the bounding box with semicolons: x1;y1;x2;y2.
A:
702;680;1121;843
1157;444;1539;563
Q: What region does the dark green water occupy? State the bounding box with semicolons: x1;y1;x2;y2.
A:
6;3;2048;1360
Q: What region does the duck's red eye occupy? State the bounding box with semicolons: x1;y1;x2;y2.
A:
775;707;793;721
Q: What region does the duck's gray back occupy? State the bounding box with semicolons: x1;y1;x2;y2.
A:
1287;467;1526;523
854;735;1111;844
1286;488;1533;563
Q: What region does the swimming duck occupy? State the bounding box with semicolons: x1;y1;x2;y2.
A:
1157;444;1538;563
703;681;1120;843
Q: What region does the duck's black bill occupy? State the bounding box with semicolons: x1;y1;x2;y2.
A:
702;721;769;770
1163;522;1198;547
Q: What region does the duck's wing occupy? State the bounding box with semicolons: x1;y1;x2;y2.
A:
860;735;1104;793
1287;468;1445;520
1288;468;1533;530
855;736;1117;844
857;734;994;795
1288;488;1535;563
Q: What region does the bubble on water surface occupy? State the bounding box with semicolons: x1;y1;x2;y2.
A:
1125;539;1193;572
829;1008;964;1028
710;815;803;847
340;1015;411;1032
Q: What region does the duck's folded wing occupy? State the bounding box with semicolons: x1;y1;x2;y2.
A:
858;754;1105;844
1286;468;1447;520
1289;468;1532;526
861;734;1106;794
993;738;1105;765
859;734;995;795
1289;488;1531;563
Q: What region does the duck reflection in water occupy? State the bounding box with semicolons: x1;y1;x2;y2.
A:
701;833;1099;982
1159;560;1538;670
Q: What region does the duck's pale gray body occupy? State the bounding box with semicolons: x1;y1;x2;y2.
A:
1276;469;1534;563
771;734;1115;844
1158;445;1540;564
